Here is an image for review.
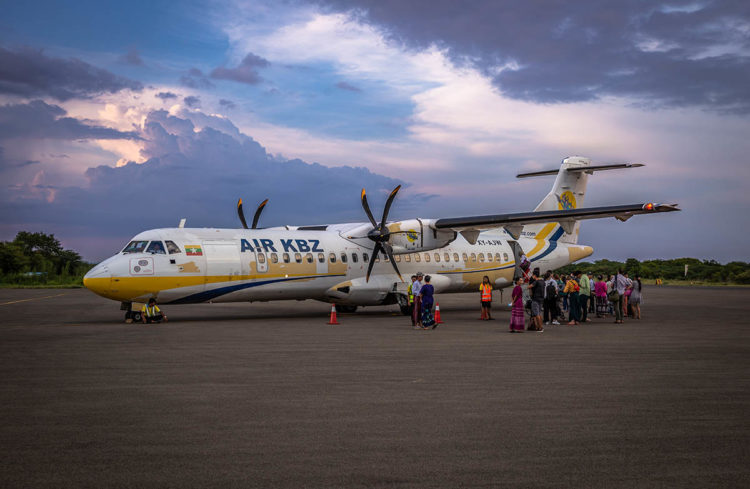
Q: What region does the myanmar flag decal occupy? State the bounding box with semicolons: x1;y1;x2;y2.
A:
185;245;203;256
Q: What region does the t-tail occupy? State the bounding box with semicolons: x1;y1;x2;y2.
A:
517;156;644;244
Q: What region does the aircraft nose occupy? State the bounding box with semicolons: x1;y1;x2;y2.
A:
83;263;111;294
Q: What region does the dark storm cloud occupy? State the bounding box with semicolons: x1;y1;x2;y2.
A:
155;91;178;100
0;100;140;140
179;68;214;89
0;46;143;101
119;47;144;66
210;52;270;85
336;81;362;92
0;110;402;255
219;98;236;109
315;0;750;112
183;95;201;108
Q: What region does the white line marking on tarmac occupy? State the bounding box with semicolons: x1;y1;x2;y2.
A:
0;293;67;306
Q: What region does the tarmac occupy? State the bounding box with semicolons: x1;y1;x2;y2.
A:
1;286;748;488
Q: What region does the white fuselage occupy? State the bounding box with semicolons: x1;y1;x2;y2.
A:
84;223;593;306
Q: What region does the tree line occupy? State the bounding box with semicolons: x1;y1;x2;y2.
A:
556;257;750;284
0;232;92;286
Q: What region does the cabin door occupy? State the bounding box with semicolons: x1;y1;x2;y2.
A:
203;241;241;283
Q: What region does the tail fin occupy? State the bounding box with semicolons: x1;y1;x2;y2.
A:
524;156;592;244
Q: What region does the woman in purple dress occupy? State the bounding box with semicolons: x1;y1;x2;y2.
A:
510;277;525;333
420;275;436;329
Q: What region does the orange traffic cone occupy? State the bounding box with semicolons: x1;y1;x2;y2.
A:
435;302;444;324
327;304;339;325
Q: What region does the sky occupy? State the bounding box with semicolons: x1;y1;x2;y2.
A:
0;0;748;262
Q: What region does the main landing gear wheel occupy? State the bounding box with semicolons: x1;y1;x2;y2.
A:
125;311;142;323
335;305;358;314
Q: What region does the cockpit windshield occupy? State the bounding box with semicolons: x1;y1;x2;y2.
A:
122;241;149;254
146;241;166;254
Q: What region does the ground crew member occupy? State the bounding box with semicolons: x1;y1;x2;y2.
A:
141;298;168;324
408;275;417;327
479;275;493;320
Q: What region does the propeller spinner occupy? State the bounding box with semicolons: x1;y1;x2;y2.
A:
360;185;403;282
237;198;269;229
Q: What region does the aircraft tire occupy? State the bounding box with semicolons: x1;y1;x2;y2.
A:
335;305;358;314
126;311;142;323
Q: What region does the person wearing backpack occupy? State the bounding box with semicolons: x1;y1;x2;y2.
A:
543;271;559;325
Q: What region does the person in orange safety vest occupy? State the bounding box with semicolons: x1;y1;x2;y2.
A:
479;275;494;320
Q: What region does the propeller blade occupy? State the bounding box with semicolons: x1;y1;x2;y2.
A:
365;242;383;282
382;243;404;282
380;185;401;232
360;189;378;228
251;199;268;229
237;198;249;229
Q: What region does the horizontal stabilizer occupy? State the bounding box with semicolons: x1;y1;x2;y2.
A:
517;163;644;178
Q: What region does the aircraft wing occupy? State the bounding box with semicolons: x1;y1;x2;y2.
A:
433;202;680;239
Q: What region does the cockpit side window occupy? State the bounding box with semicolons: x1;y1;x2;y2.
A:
165;240;181;254
146;241;167;254
122;240;149;253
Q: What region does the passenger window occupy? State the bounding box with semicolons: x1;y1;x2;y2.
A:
383;254;389;262
294;253;302;263
453;253;459;261
495;253;502;262
434;253;440;262
363;253;369;262
329;253;336;263
146;241;166;254
318;253;325;263
271;253;279;263
405;254;411;262
375;255;381;263
258;253;266;263
283;253;290;263
415;254;421;262
122;240;149;253
424;253;430;262
165;241;181;254
470;253;476;262
395;255;401;263
352;253;358;263
340;253;348;263
487;253;493;262
462;253;468;262
444;253;450;262
503;253;509;261
479;253;485;262
306;253;313;263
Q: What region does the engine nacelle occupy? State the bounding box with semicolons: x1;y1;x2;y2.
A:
388;219;456;253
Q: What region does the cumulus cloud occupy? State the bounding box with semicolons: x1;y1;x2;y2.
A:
314;0;750;113
0;109;403;259
0;100;141;140
0;46;143;101
210;52;270;84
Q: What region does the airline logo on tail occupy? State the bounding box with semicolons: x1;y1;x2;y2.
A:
556;191;577;210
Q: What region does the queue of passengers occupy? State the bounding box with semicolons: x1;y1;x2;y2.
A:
510;267;643;332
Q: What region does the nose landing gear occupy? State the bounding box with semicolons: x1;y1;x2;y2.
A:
121;302;142;323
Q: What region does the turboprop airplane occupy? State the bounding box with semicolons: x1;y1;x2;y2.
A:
84;156;679;321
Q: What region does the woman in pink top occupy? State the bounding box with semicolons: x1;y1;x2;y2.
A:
509;277;525;333
594;275;608;318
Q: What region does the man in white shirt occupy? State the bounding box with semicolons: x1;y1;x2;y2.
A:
411;272;423;328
